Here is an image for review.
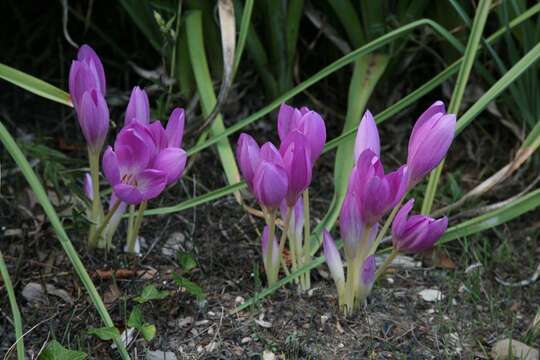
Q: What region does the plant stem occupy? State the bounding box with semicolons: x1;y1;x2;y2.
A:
127;201;147;254
369;197;404;255
375;249;399;280
88;150;103;247
278;207;292;276
0;251;24;360
301;189;311;290
265;209;278;285
89;199;121;248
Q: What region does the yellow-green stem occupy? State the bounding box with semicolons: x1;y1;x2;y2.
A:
369;197;405;255
278;207;293;276
375;249;399;280
88;150;103;248
301;189;311;290
265;209;278;285
127;201;147;254
126;205;135;245
89;199;121;248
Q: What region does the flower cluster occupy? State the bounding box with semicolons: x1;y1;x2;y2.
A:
237;104;326;287
69;45;187;251
323;102;455;315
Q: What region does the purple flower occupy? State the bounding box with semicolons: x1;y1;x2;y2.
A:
261;225;279;276
125;86;151;125
407;101;456;188
78;89;109;152
357;255;376;300
279;131;313;206
354;110;380;161
348;150;407;225
339;191;378;262
322;230;345;293
69;44;106;109
117;107;188;186
83;173;93;200
392;199;448;253
253;162;288;209
68;45;109;152
236;133;261;191
102;128;167;204
277;103;326;163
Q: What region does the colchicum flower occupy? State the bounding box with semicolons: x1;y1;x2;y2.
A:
68;44;109;153
279;130;313;206
354;110;380;160
236;133;261;191
261;225;280;281
406;101;456;188
322;230;345;300
103;128;168;205
392;199;448;253
348;149;407;226
125;86;151;125
253;143;288;209
277;103;326;163
357;255;376;301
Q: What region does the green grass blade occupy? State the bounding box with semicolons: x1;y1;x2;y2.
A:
456;41;540;134
187;18;463;156
0;63;72;107
143;182;245;216
0;121;130;360
149;7;540;219
119;0;163;52
0;251;24;360
327;0;364;47
421;0;493;215
185;11;242;199
233;0;254;78
439;188;540;243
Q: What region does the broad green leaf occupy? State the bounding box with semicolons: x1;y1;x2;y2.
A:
134;284;170;303
39;340;86;360
128;306;156;341
185;10;242;203
177;251;198;272
232;0;254;78
172;273;206;300
127;306;143;329
0;122;129;359
140;324;157;341
0;63;72;107
87;326;120;341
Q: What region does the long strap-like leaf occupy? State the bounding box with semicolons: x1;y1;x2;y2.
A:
0;121;130;360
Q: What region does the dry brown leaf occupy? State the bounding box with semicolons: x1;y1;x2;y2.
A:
491;339;539;360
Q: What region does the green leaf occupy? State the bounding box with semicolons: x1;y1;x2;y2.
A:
87;326;120;341
134;284;170;303
140;324;157;341
0;251;24;360
0;63;72;107
185;10;242;203
172;273;206;300
127;306;143;329
0;121;129;359
40;340;86;360
128;306;157;341
177;251;198;272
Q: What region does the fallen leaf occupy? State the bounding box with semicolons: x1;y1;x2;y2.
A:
22;282;74;304
254;319;272;328
145;351;177;360
262;350;276;360
491;339;539;360
418;289;444;302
